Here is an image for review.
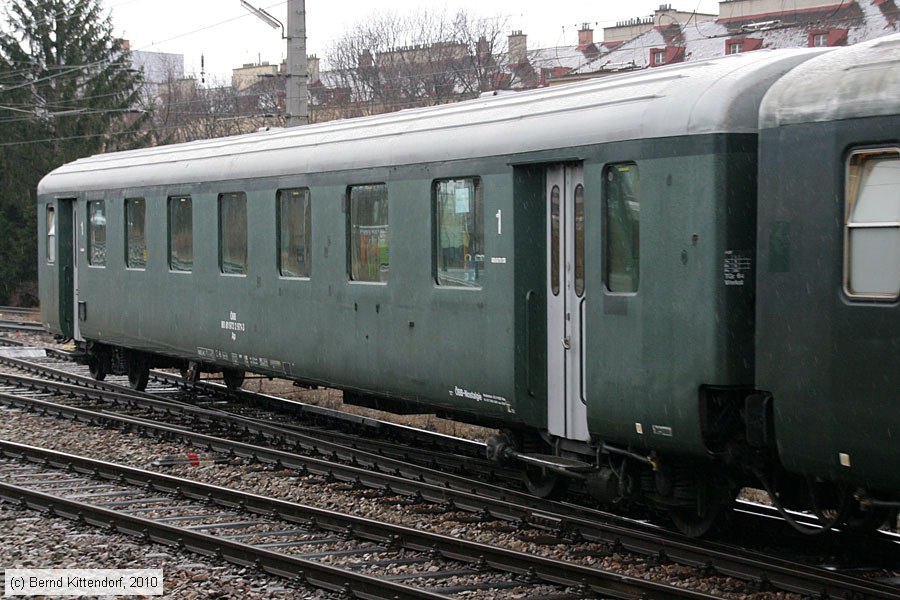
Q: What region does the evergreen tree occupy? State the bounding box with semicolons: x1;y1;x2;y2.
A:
0;0;149;304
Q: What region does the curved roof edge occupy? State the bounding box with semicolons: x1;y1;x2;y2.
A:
41;49;819;195
760;34;900;129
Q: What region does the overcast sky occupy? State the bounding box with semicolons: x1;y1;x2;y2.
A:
108;0;721;81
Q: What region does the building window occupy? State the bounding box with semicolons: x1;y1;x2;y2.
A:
348;184;389;282
125;198;146;269
168;195;193;272
809;29;847;47
219;192;248;275
87;200;106;267
605;163;640;293
651;49;666;66
844;149;900;299
278;188;312;278
435;178;483;287
728;41;743;54
46;206;56;264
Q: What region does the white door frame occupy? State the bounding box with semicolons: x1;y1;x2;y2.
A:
546;164;589;441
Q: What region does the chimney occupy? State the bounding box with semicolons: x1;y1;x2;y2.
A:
307;55;320;84
508;31;528;66
476;35;491;60
577;24;594;49
358;49;374;69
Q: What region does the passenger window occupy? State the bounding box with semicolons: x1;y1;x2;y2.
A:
604;164;640;293
277;188;312;278
87;200;106;267
348;184;388;282
219;192;248;275
168;195;193;272
125;198;146;269
845;149;900;299
434;178;483;287
46;206;56;264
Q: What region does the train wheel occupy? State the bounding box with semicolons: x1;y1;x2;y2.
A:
127;356;149;391
670;477;734;538
222;368;245;390
87;355;107;381
524;465;568;499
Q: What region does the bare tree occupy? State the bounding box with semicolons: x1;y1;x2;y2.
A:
323;8;510;116
151;72;285;144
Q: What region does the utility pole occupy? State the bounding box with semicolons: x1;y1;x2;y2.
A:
286;0;308;126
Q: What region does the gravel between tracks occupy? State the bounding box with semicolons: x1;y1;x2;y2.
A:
0;408;809;599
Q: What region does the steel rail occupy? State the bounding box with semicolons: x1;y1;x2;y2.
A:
2;386;899;600
0;306;39;317
0;319;45;333
1;350;494;471
0;440;720;600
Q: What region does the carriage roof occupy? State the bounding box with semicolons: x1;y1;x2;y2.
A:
39;48;820;195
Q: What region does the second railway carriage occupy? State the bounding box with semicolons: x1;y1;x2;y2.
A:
755;36;900;521
38;47;834;534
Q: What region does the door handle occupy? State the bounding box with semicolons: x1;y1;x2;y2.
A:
562;336;571;350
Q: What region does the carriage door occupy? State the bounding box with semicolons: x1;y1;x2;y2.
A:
546;164;589;441
54;199;78;340
70;200;82;341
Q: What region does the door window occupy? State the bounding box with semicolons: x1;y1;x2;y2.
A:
550;185;561;296
87;200;106;267
46;206;56;264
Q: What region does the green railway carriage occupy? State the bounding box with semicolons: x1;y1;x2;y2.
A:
757;36;900;497
39;48;838;534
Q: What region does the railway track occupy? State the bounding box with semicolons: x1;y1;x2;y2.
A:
0;307;42;334
0;319;44;334
1;343;899;598
0;440;722;599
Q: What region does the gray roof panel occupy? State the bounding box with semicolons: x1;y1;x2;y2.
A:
760;34;900;129
39;49;819;195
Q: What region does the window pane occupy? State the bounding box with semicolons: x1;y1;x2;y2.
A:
435;178;483;287
846;151;900;298
550;185;560;296
88;200;106;267
46;206;56;264
851;158;900;223
605;164;640;293
168;196;193;272
219;192;247;275
278;188;312;278
574;183;585;297
849;228;900;296
125;198;146;269
349;184;388;282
